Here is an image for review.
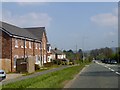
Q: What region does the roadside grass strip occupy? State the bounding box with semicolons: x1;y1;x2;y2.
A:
2;63;89;88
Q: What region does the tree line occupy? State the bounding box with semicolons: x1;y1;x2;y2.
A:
63;47;120;63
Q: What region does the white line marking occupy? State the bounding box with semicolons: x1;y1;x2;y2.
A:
96;62;119;75
110;69;115;72
105;66;107;68
115;72;120;75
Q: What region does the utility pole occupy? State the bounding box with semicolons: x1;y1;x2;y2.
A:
76;44;77;60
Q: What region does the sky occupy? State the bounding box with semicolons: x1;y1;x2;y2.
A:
0;2;118;51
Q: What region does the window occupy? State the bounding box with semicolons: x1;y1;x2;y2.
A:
44;55;46;63
44;43;46;50
14;55;18;68
25;40;27;48
28;55;31;57
29;41;32;49
40;43;42;49
21;39;23;48
15;38;18;48
39;44;40;49
35;43;37;49
35;55;38;64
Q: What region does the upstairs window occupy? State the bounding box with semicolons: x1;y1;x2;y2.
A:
35;43;37;49
15;38;18;48
21;39;24;48
25;40;27;48
40;43;42;49
44;43;46;50
29;41;32;49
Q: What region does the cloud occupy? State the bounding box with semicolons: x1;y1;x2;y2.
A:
2;10;52;28
90;9;118;28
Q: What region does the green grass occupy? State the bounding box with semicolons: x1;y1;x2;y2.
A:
2;62;90;88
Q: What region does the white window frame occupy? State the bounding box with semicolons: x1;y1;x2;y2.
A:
14;55;18;68
35;43;37;49
35;55;38;64
15;38;18;48
39;43;41;50
40;43;42;50
44;44;46;50
21;40;24;48
29;41;32;49
25;40;27;48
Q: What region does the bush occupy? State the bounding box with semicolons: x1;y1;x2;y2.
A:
35;64;40;70
52;59;61;65
44;62;52;67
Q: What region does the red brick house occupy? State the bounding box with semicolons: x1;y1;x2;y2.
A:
0;21;48;72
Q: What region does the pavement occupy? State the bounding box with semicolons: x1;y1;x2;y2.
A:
64;61;119;88
2;73;23;82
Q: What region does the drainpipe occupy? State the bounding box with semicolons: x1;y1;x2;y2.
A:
10;37;12;72
24;39;25;60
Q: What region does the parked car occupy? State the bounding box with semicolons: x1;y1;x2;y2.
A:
0;69;6;81
110;60;117;64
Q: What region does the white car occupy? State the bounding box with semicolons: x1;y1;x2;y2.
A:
0;69;6;81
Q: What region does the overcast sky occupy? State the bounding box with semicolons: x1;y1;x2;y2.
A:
0;2;118;51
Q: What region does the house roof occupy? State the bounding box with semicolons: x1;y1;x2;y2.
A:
24;27;47;41
0;21;47;41
51;49;65;55
0;21;38;40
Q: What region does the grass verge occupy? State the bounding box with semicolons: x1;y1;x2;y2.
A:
2;62;90;88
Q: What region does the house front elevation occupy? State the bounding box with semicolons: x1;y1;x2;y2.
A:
0;21;48;72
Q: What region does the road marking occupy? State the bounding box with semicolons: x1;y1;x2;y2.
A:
115;72;120;75
110;69;115;72
96;62;119;75
105;66;107;68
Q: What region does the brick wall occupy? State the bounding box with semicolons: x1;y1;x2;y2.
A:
0;30;2;59
2;31;11;59
25;40;34;57
11;38;24;72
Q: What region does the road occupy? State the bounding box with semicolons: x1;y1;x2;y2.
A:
65;62;119;88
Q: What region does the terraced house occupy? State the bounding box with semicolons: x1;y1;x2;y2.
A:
0;21;48;72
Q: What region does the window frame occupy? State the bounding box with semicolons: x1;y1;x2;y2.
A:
15;38;18;48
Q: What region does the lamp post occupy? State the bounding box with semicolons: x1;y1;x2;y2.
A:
82;37;88;62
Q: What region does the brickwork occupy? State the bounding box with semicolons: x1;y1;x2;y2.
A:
25;40;34;57
0;30;1;71
2;32;11;59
